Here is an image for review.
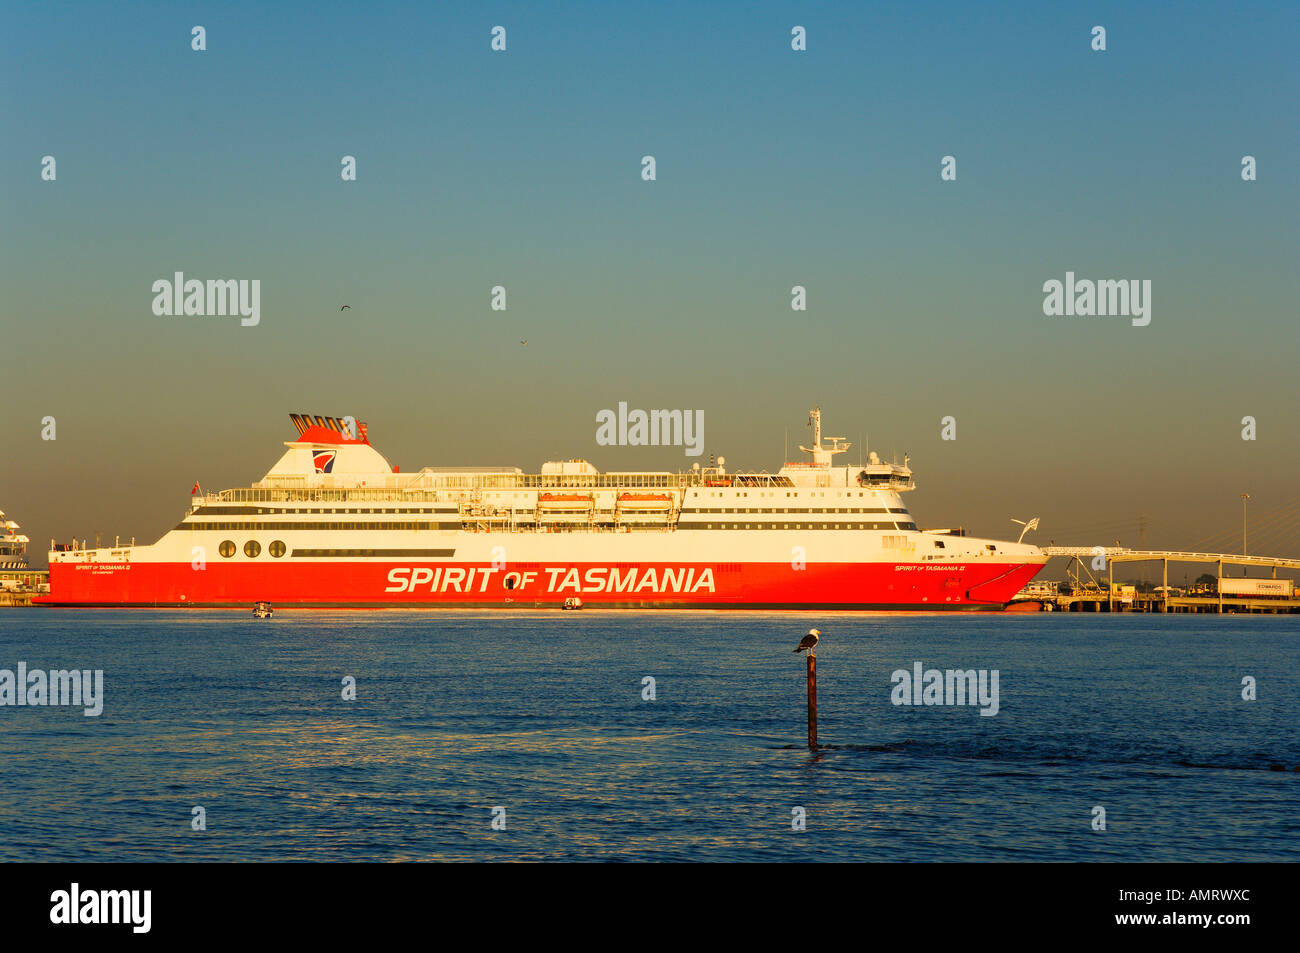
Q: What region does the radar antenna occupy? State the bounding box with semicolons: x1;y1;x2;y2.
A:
798;407;850;466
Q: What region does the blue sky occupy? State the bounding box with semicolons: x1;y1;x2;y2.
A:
3;1;1297;560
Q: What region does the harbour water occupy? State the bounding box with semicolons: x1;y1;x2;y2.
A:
0;610;1296;862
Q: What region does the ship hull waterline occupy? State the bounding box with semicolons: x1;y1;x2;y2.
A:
35;559;1043;610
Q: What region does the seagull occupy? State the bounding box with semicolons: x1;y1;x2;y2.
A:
340;305;351;311
793;628;820;654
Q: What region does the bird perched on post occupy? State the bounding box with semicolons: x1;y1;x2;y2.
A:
793;628;820;654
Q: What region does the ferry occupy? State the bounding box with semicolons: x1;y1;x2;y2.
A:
36;409;1047;609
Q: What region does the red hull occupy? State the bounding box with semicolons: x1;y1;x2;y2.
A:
36;560;1043;609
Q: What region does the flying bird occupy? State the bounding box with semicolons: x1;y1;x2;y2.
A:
793;628;820;654
520;340;527;346
340;305;351;311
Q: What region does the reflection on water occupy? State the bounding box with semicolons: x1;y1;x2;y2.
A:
0;610;1296;861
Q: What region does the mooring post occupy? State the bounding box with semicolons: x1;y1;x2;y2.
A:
807;653;818;751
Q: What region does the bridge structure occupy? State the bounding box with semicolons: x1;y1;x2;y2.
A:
1035;548;1300;613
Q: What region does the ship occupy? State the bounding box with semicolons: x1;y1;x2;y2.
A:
36;409;1047;609
1;510;31;570
1;509;35;594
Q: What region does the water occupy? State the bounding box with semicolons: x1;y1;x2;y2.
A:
0;610;1296;861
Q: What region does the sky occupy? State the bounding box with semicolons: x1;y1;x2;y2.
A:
2;1;1297;567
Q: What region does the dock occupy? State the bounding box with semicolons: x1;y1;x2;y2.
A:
1018;549;1300;613
0;569;49;607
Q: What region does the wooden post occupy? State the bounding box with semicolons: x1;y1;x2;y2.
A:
807;653;818;751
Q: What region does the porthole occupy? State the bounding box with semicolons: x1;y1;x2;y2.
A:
269;540;286;558
244;540;262;558
219;540;236;558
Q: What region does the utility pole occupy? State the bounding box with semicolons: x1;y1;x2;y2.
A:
1138;513;1147;586
1241;493;1250;555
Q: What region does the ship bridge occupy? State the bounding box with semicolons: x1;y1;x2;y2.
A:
1;509;31;570
779;407;914;490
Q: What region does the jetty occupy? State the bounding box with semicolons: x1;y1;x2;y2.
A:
1016;549;1300;613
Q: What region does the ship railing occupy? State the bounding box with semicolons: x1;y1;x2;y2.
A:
532;523;675;534
217;470;815;502
457;519;676;534
213;487;453;504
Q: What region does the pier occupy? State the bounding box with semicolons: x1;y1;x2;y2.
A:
1018;549;1300;613
0;570;48;607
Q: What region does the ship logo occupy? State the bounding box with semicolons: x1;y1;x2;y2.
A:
312;450;337;473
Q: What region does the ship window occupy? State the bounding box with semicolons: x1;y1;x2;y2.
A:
244;540;261;558
269;540;286;557
219;540;236;558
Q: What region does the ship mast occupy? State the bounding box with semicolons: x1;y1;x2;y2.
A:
798;407;850;466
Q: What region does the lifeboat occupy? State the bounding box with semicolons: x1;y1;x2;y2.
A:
537;493;595;510
615;493;673;511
